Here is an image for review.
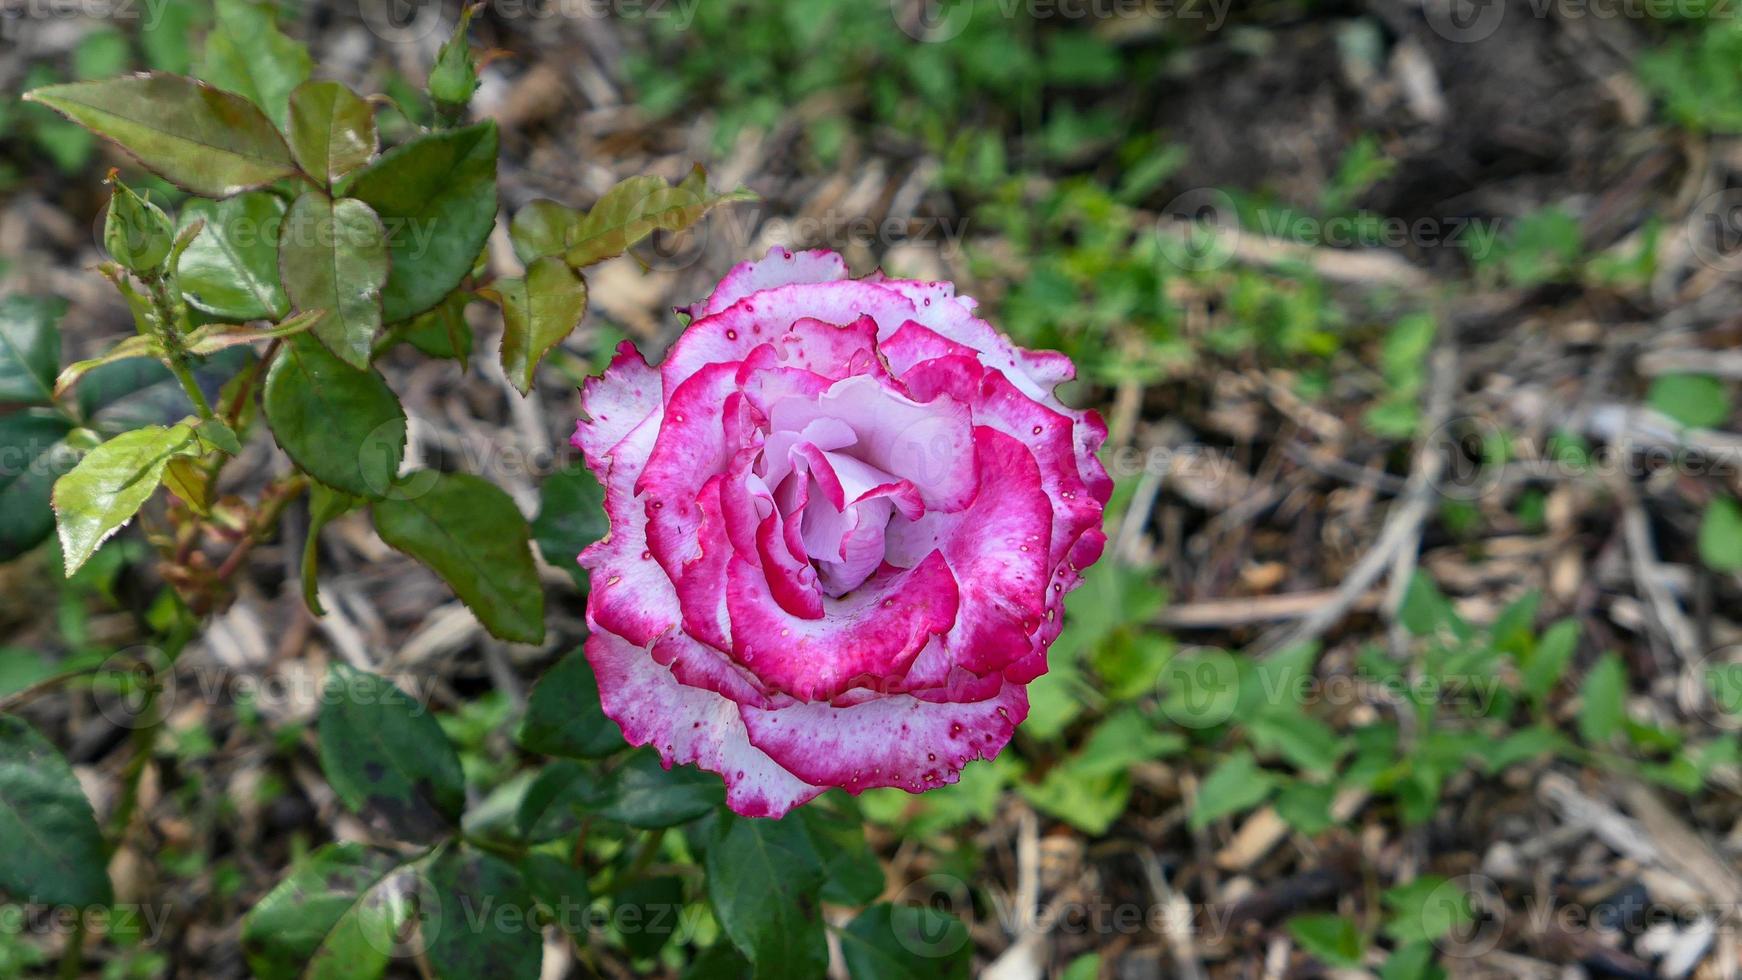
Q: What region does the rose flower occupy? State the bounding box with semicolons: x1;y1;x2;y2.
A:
573;248;1110;817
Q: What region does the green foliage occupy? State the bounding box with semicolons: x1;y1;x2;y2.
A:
317;664;466;843
261;335;405;497
279;192;391;367
344;121;499;322
1638;19;1742;134
176;193;292;321
372;472;546;644
25;74;298;197
1288;913;1363;969
1648;373;1732;429
840;904;973;980
52;423;201;575
496;257;590;395
705;812;831;979
0;294;63;405
531;463;609;590
1699;497;1742;571
518;650;627;759
0;715;113;908
1477;206;1584;287
239;843;409;980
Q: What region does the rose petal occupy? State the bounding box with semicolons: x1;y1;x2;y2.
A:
580;414;679;647
588;625;823;818
573;340;661;470
739;682;1027;794
686;246;850;320
727;550;959;701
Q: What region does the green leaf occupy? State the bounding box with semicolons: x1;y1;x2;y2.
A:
54;336;163;401
394;290;473;361
1648;373;1731;430
1489;590;1541;657
594;751;722;828
1383;876;1472;944
1522;618;1579;704
371;471;545;644
185;311;322;356
1274;781;1335;835
840;904;972;980
1061;955;1102;980
1379;941;1444;980
176;193;291;322
302;483;361;616
1019;765;1130;836
515;761;604;841
495;256;588;395
0;412;76;560
240;843;407;980
683;942;752;979
262;334;405;498
509;200;582;265
0;294;63;405
419;848;541;980
317;663;466;843
566;167;754;268
0;715;113;907
615;875;686;959
1073;707;1184;777
1485;724;1567;773
280;193;390;368
797;803;883;907
1190;750;1276;829
52;423;198;575
344;121;499;323
531;462;608;590
287;80;378;188
200;0;311;130
24;74;298;197
1288;913;1363;969
1250;711;1346;776
1699;497;1742;572
1398;572;1462;638
705;812;829;980
521;852;590;935
1577;651;1627;745
518;649;627;758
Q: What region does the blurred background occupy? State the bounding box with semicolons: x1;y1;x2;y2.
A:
5;0;1742;977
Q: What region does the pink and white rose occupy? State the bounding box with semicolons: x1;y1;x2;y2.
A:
573;247;1111;817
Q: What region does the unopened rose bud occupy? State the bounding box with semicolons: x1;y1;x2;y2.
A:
428;4;482;110
104;174;174;274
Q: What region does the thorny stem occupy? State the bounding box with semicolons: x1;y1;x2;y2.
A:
213;475;309;582
140;270;215;421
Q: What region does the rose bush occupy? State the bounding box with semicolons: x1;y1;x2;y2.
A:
574;247;1112;817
